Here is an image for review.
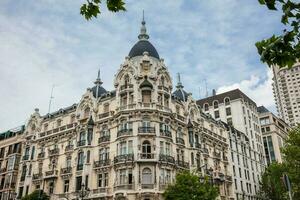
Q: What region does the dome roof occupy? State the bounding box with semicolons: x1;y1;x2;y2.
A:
172;73;189;102
173;88;189;102
91;85;107;98
129;40;159;59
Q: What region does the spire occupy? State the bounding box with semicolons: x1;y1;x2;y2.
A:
94;69;103;85
176;73;184;88
94;69;103;99
138;10;149;40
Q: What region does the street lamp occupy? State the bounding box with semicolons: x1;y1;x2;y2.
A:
78;183;90;200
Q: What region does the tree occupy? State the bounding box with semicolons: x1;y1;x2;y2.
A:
259;162;288;200
163;170;219;200
80;0;126;20
256;0;300;68
281;125;300;198
21;190;50;200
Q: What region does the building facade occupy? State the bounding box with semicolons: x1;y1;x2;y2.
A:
11;20;234;200
257;106;290;165
197;89;265;200
272;64;300;127
0;126;24;200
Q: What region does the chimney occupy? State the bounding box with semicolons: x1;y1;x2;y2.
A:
212;89;216;96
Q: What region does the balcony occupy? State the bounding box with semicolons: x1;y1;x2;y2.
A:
158;85;169;92
22;154;29;161
65;145;74;152
176;114;185;122
99;112;110;119
213;151;221;159
202;148;209;156
223;156;229;163
92;187;111;194
159;154;175;164
0;168;6;174
157;105;172;112
98;136;110;144
32;173;43;180
138;127;156;134
49;148;59;156
39;123;76;138
114;154;134;164
141;184;154;189
44;170;58;179
138;153;156;161
114;184;134;191
77;164;83;171
120;84;134;91
60;167;72;175
160;129;172;138
176;137;185;146
117;129;133;138
38;152;45;159
176;160;189;169
195;143;201;149
94;159;111;168
77;140;86;147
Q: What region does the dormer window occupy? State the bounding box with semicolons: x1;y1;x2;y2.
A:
213;101;219;109
57;119;62;128
142;90;151;103
224;97;230;106
204;103;209;111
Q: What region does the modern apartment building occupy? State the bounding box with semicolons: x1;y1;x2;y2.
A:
272;64;300;127
0;126;24;200
197;89;265;200
5;19;234;200
257;106;290;165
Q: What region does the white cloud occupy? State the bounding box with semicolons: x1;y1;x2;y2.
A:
217;69;276;112
0;0;283;131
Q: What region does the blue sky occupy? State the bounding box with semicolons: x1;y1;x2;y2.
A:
0;0;284;131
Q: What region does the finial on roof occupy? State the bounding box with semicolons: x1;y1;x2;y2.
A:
176;73;183;88
138;10;149;40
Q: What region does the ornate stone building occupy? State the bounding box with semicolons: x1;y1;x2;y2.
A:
13;19;234;200
0;126;24;200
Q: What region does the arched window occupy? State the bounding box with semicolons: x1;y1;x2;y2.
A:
124;74;130;86
160;76;165;86
142;141;152;159
142;168;152;186
204;103;209;111
224;97;230;106
213;101;219;109
84;107;90;118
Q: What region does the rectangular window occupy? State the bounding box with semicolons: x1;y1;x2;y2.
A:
226;107;231;116
120;169;126;185
64;180;69;193
214;110;220;118
98;174;103;187
104;173;108;187
76;176;82;191
85;175;89;189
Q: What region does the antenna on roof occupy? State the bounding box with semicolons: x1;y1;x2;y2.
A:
204;79;208;97
198;87;201;99
48;84;56;113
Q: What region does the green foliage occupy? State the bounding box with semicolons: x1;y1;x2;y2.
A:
21;190;49;200
281;125;300;198
256;0;300;68
163;170;219;200
80;0;126;20
259;162;288;200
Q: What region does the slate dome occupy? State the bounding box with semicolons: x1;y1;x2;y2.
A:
128;40;159;59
